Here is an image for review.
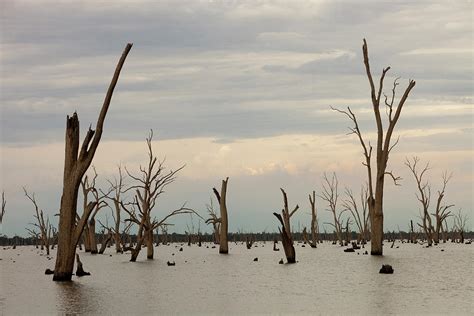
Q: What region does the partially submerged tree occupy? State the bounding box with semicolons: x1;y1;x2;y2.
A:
332;39;416;255
103;165;126;253
405;157;454;246
121;131;197;261
273;188;300;263
53;43;133;281
319;173;345;246
303;191;318;248
342;185;370;244
453;208;468;243
212;177;229;254
80;168;109;254
205;198;221;244
24;188;53;255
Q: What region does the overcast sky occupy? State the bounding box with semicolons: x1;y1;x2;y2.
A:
1;0;472;236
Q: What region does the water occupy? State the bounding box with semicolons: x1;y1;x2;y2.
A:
1;242;473;315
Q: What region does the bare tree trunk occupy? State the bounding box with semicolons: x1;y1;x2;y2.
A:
213;178;229;254
146;227;154;259
89;218;98;254
98;232;112;254
332;39;415;256
273;188;300;263
53;43;132;281
309;190;318;248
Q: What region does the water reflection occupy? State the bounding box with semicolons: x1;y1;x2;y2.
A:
55;281;98;314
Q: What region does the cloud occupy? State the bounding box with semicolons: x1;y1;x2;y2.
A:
1;0;472;235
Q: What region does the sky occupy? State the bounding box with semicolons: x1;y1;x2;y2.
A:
1;0;472;237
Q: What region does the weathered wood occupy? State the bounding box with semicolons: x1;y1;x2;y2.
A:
53;43;133;281
273;188;299;263
75;254;90;277
121;131;197;262
213;178;229;254
332;39;415;255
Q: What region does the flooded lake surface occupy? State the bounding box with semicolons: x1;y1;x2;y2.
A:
1;242;473;315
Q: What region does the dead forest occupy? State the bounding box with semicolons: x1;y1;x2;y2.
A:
1;40;472;281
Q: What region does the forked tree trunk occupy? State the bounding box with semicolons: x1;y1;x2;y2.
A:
213;177;229;254
273;189;299;263
333;39;415;256
53;43;132;281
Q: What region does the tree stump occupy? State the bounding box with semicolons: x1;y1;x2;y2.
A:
75;254;90;277
379;264;394;274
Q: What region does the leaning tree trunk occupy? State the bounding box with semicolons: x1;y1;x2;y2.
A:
213;177;229;254
53;43;132;281
98;232;112;254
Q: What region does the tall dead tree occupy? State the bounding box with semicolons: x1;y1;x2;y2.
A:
303;191;318;248
433;171;454;243
212;177;229;254
24;188;53;255
343;185;370;244
405;157;454;246
332;39;416;255
103;165;126;253
273;188;300;263
121;131;197;261
319;173;345;246
53;43;132;281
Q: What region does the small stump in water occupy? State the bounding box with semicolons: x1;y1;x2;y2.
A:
379;264;394;274
278;258;284;264
75;254;91;277
253;257;258;262
45;268;54;275
167;261;175;266
344;248;355;253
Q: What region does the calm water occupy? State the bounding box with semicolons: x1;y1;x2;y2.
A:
1;241;473;315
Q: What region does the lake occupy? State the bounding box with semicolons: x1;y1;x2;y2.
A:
1;241;473;315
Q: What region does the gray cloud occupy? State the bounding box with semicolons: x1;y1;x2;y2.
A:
1;0;472;235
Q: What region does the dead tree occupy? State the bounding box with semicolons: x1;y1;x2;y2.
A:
212;177;229;254
409;220;417;243
25;228;40;248
319;173;345;246
103;165;126;253
1;191;5;224
273;188;300;263
453;209;468;243
433;171;454;243
405;157;434;246
305;190;318;248
121;131;198;261
24;188;53;255
78;168;109;253
97;218;113;254
332;39;416;255
205;198;221;244
405;157;454;246
53;43;132;281
343;185;370;244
